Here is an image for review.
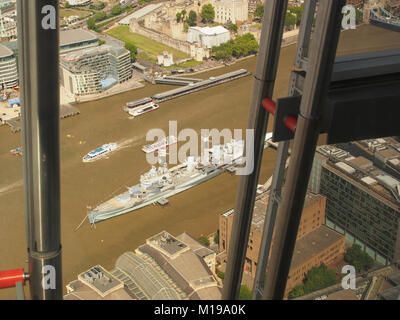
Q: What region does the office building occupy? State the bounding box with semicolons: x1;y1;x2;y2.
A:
219;191;345;297
213;0;248;24
309;145;400;265
60;44;132;96
0;43;18;88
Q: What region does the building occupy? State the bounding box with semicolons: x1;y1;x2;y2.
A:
135;231;222;299
286;225;345;297
60;29;98;54
64;265;135;300
0;43;18;88
309;144;400;265
219;190;345;298
65;231;221;300
60;44;132;96
65;0;92;6
120;3;163;25
187;26;230;49
157;51;174;67
213;0;249;24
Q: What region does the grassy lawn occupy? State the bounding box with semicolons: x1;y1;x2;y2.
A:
106;26;189;61
169;59;203;69
60;8;92;19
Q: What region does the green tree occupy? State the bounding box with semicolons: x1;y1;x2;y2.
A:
254;5;264;19
111;5;123;16
217;271;225;280
124;42;137;61
288;4;304;26
181;9;187;20
197;235;210;247
289;285;305;299
288;263;337;299
94;11;107;22
87;17;97;30
228;23;238;33
344;244;374;272
239;285;252;300
285;12;297;28
186;10;197;26
98;39;106;46
176;12;182;22
201;4;215;23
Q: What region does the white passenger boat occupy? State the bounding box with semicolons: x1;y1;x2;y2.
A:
82;143;118;163
142;136;178;154
129;102;159;117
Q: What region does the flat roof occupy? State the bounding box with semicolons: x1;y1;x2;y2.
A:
119;3;163;24
189;26;229;35
290;225;344;270
147;231;188;257
0;43;14;58
60;29;98;47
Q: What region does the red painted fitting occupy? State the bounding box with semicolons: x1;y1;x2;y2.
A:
262;98;277;115
284;116;297;132
0;269;25;289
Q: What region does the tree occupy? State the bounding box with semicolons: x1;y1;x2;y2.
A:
98;39;106;46
239;285;252;300
344;244;374;272
197;235;210;247
94;11;107;22
288;263;337;299
285;11;297;28
124;42;137;61
181;9;187;20
111;5;123;16
87;17;97;30
254;5;264;19
228;23;238;33
176;12;182;22
289;285;305;299
201;4;215;23
217;271;225;280
288;4;304;26
186;10;197;26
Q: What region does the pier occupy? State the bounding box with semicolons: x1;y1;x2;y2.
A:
123;69;251;114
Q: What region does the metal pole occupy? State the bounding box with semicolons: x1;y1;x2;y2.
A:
17;0;62;300
252;141;289;299
263;0;346;300
253;0;317;300
222;0;288;300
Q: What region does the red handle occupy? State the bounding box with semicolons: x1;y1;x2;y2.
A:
262;98;297;132
0;269;25;289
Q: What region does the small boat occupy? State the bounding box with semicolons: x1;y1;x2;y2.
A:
128;102;159;117
10;146;22;156
142;136;178;154
82;143;118;163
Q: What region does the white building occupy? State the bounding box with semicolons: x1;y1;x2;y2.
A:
213;0;248;24
188;26;230;49
0;43;18;88
66;0;91;6
157;51;174;67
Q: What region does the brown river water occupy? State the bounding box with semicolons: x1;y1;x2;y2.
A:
0;25;399;299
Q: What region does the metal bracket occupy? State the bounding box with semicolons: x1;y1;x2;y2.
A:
272;96;301;142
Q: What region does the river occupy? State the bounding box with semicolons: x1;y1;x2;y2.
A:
0;24;399;299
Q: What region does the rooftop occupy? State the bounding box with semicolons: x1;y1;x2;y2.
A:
147;231;189;258
60;29;98;47
290;225;344;270
189;26;229;35
119;3;163;24
0;43;14;58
